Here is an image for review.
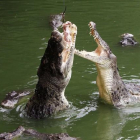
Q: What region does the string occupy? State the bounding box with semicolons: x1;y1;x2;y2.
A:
63;0;66;14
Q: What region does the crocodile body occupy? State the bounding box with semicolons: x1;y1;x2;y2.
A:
75;21;140;107
24;21;77;118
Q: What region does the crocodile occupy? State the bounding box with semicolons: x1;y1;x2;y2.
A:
120;33;138;46
24;21;77;119
75;21;140;107
0;126;77;140
1;21;77;118
1;91;30;108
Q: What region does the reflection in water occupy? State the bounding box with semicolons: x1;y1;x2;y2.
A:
96;105;125;140
95;104;140;140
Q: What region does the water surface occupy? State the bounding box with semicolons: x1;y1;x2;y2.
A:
0;0;140;139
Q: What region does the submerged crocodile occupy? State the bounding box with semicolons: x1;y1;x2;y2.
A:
0;126;77;140
120;33;138;46
24;21;77;118
75;21;140;107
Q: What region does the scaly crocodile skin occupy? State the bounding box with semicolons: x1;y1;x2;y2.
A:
25;21;77;119
75;21;140;107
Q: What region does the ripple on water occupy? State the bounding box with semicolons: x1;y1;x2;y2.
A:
16;103;26;113
85;66;97;74
27;79;38;86
123;78;140;85
0;107;10;113
0;107;14;122
91;81;96;84
54;101;97;122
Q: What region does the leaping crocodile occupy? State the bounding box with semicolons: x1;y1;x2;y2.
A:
24;21;77;118
75;21;140;107
1;21;77;119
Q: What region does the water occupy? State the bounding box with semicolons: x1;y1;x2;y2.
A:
0;0;140;139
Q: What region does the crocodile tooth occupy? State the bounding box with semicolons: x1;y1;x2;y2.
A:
93;35;97;39
88;24;91;28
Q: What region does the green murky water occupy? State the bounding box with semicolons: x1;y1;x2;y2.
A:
1;0;140;139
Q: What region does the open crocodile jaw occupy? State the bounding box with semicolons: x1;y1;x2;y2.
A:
62;21;77;44
63;22;72;43
61;21;77;62
88;22;110;57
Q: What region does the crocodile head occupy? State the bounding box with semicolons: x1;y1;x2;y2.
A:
37;21;77;93
88;22;112;59
75;21;119;105
120;33;138;46
87;22;118;70
38;21;77;78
